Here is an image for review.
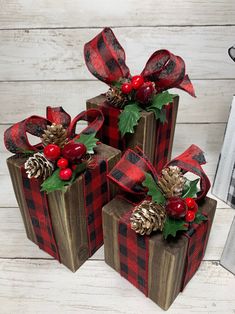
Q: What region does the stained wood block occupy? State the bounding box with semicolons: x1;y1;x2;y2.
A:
87;94;179;166
7;144;121;272
102;196;217;310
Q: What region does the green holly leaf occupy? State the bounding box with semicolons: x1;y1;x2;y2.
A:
118;103;141;137
194;212;208;224
150;91;176;110
112;81;122;89
75;132;99;154
182;178;200;198
147;107;167;123
142;172;166;205
163;217;188;239
41;162;86;193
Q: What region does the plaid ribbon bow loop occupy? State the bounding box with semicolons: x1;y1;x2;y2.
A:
84;27;195;97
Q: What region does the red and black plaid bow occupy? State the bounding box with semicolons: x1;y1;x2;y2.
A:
84;27;195;97
4;107;104;154
108;144;210;201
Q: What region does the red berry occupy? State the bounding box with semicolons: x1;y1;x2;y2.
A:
43;144;61;161
59;168;73;181
135;81;155;104
185;198;198;212
165;197;188;219
57;158;69;169
62;142;87;162
131;75;144;90
185;210;196;223
121;82;132;94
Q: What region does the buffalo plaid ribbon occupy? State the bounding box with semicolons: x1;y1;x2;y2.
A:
85;28;193;172
5;107;105;260
108;145;211;293
84;156;109;256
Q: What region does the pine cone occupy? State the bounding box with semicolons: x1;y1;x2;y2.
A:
158;166;186;198
130;200;166;235
42;123;68;148
106;87;128;108
24;152;54;180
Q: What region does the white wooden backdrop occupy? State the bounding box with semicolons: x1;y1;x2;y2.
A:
0;1;235;313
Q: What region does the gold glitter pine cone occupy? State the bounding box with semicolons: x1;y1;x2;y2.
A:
42;123;68;148
130;200;166;236
24;152;54;180
106;87;128;108
158;165;186;198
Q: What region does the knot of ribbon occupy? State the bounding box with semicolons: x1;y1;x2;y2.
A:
84;27;195;97
108;144;210;201
4;107;104;154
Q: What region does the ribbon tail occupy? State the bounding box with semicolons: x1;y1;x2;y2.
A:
177;75;196;97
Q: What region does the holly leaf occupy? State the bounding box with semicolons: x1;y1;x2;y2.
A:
163;217;188;239
41;162;86;193
194;212;208;224
147;107;167;123
142;172;166;205
150;91;176;110
75;132;99;154
118;103;141;137
182;178;200;198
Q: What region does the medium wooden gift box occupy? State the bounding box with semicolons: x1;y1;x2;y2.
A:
87;94;179;170
102;145;217;310
4;107;121;272
84;27;195;171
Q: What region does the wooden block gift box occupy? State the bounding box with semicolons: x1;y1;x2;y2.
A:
102;145;217;310
85;27;195;172
4;107;121;272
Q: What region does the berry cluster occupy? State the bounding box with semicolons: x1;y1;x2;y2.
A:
121;75;155;105
43;142;87;181
165;197;198;222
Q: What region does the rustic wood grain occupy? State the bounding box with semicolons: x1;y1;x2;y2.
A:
0;0;234;28
0;27;234;80
102;196;217;310
6;144;120;271
0;80;234;124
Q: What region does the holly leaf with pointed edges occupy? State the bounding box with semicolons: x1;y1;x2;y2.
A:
163;217;188;239
142;172;166;205
149;91;177;110
118;103;141;137
75;132;99;154
194;212;208;224
147;107;167;123
41;162;86;193
182;178;200;198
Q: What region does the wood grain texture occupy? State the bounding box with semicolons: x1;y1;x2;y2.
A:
0;27;234;80
0;80;234;124
102;196;217;310
0;0;234;28
5;144;120;271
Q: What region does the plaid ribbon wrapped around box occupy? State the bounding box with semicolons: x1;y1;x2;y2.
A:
107;145;211;293
4;107;109;261
85;27;195;171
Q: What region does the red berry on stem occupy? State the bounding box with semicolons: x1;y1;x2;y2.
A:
59;168;73;181
131;75;144;90
43;144;61;161
62;142;87;162
165;197;188;219
121;82;132;94
57;158;69;169
185;210;196;222
135;81;155;104
185;197;198;212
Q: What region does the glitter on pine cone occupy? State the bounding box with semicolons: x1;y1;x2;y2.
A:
42;123;68;148
158;166;186;198
130;200;166;235
24;152;54;180
106;87;128;108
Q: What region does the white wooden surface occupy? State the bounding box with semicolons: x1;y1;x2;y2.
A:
0;1;235;313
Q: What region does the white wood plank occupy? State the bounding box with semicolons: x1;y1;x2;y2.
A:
0;27;234;81
0;259;234;313
0;206;232;260
0;0;234;28
0;123;228;207
0;80;234;124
